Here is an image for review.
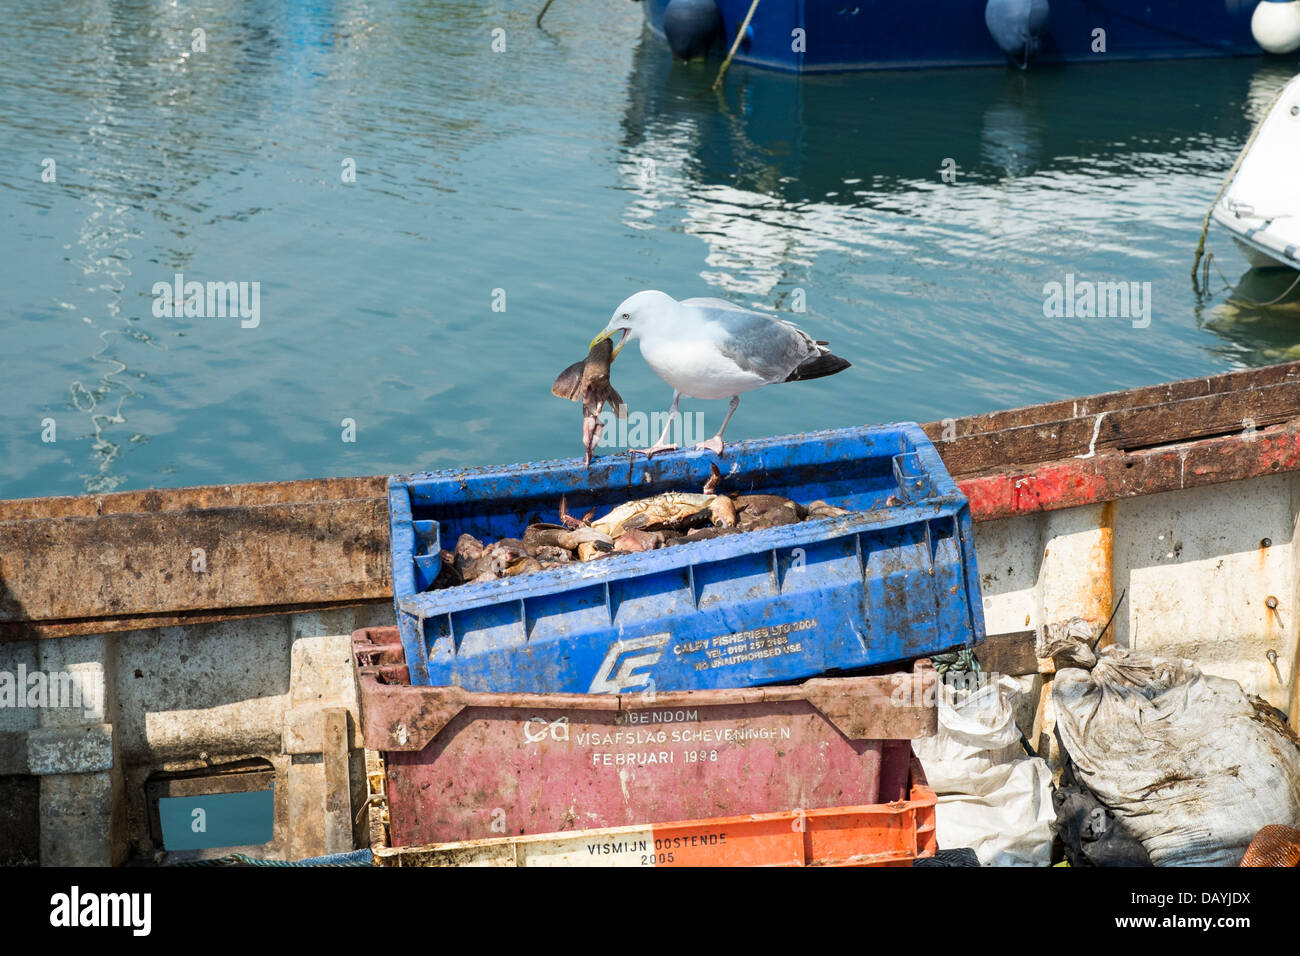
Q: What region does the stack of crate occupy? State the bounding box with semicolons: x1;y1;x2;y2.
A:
355;425;984;866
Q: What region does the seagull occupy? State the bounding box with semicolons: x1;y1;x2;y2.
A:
589;290;851;456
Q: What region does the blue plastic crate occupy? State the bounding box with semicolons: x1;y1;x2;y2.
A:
389;424;984;692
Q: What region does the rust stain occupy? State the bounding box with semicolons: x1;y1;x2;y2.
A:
1283;597;1300;736
1092;500;1117;648
1;495;391;632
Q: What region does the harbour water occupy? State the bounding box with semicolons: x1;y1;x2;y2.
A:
2;1;1298;499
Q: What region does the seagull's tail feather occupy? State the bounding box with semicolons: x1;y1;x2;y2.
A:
785;351;851;382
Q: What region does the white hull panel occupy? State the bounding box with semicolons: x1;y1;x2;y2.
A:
1213;73;1300;271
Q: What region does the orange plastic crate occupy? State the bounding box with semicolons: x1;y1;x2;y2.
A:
371;754;937;867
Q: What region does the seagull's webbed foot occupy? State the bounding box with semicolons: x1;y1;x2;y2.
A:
638;442;679;457
695;396;737;458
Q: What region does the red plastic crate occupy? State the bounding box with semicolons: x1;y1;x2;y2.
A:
353;626;936;847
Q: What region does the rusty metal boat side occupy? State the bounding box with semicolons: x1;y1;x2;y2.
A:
2;360;1298;863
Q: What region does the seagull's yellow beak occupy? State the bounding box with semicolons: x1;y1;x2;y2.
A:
590;328;627;359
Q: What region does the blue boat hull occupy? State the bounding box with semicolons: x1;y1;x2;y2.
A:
641;0;1263;73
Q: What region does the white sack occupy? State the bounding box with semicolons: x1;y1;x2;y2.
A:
1053;646;1300;867
912;674;1055;866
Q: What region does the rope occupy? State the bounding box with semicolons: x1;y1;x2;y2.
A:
1200;249;1300;308
1089;587;1127;652
931;648;981;677
1205;252;1230;292
1231;266;1300;309
174;848;374;867
1191;83;1288;283
536;0;556;28
712;0;761;91
1252;269;1300;307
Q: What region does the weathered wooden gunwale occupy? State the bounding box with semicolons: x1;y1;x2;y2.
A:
3;361;1298;642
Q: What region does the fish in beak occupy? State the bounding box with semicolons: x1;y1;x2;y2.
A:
589;326;629;359
552;338;628;467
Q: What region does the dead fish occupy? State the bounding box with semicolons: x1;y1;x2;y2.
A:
614;529;665;553
433;550;463;589
526;522;613;551
523;523;568;549
806;500;851;519
462;540;527;580
591;492;716;537
505;556;543;577
455;533;484;559
733;495;802;531
668;526;742;545
744;507;800;531
577;539;615;562
461;553;501;580
436;486;831;588
524;523;580;551
708;496;737;528
454;533;484;562
453;534;486;576
552;339;628;467
570;528;615;547
530;545;573;563
733;495;806;519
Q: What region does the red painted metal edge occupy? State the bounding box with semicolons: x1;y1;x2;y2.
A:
959;420;1300;521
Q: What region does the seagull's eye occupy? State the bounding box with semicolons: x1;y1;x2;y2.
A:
621;313;629;320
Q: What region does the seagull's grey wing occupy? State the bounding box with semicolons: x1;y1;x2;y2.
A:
684;302;819;383
681;297;752;314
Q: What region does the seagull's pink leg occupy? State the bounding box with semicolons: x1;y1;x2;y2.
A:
695;395;740;456
639;390;681;456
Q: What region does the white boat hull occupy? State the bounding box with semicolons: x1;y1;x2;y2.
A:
1213;73;1300;272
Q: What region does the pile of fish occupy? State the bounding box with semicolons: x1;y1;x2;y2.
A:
429;478;852;589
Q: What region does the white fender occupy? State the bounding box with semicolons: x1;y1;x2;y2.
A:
1252;0;1300;55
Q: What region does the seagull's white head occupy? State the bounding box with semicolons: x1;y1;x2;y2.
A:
590;290;678;356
